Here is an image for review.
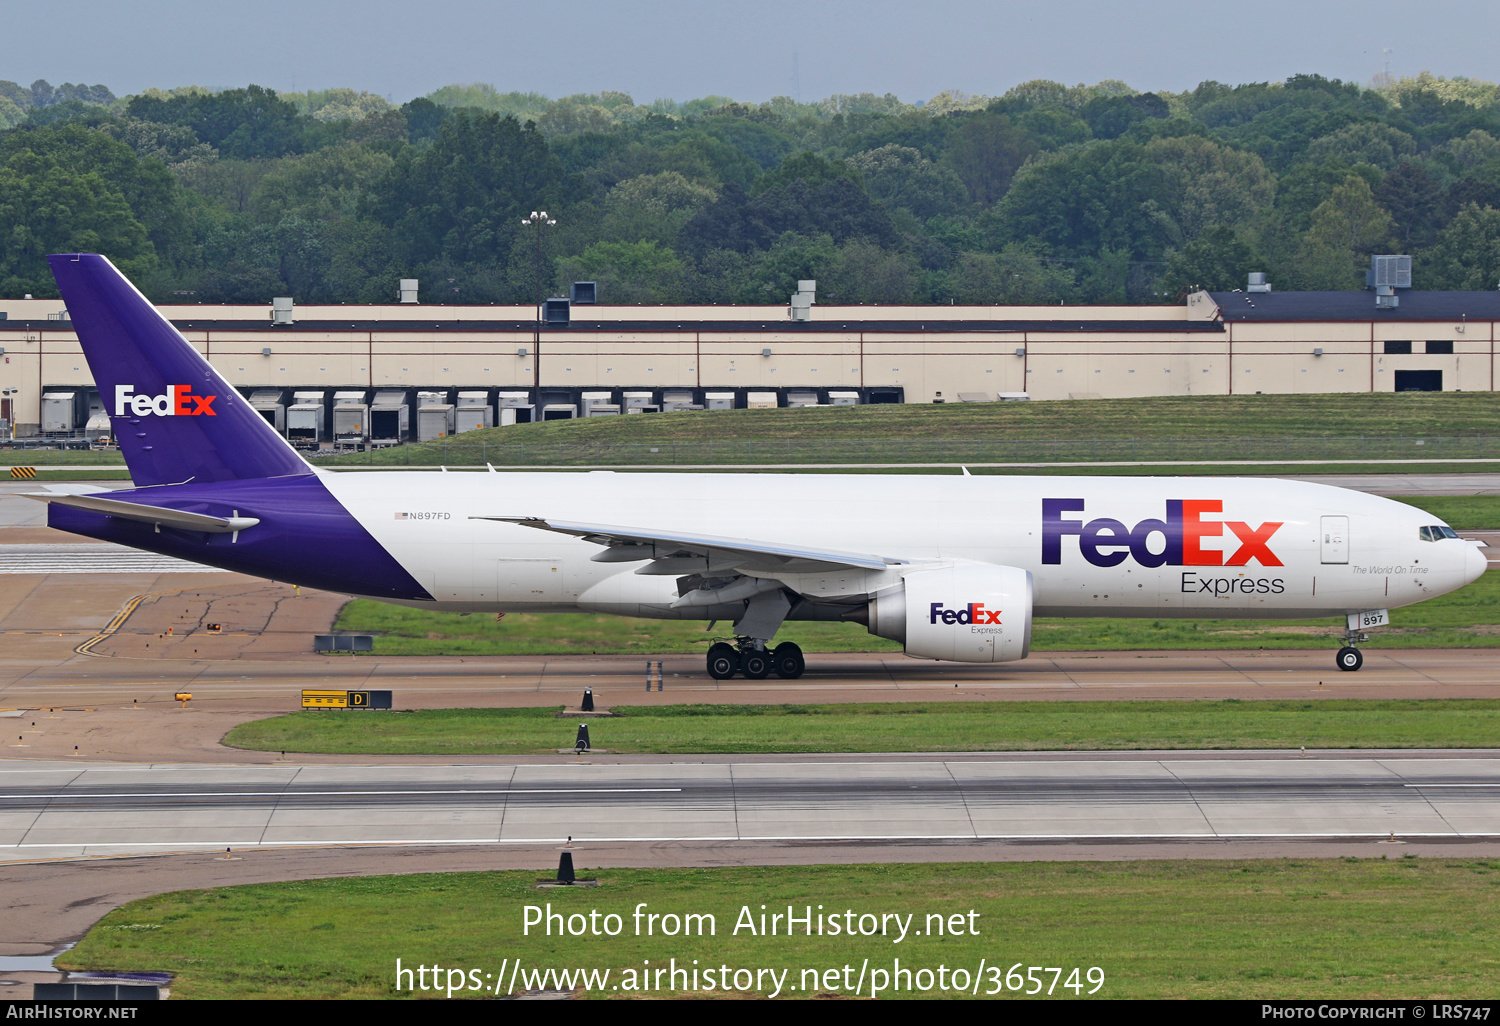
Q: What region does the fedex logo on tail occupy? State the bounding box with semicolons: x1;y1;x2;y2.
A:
114;384;217;418
929;602;1002;625
1043;498;1283;568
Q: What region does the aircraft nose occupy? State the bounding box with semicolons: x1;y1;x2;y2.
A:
1464;541;1488;585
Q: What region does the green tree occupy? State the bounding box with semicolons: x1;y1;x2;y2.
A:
600;171;718;247
1303;122;1418;171
1143;135;1276;243
1423;203;1500;290
1375;162;1443;247
846;144;967;219
366;111;564;265
941;112;1037;206
1291;175;1393;289
251;142;396;222
0;124;187;267
0;153;153;295
0;96;23;130
555;240;686;303
820;241;921;304
1159;226;1260;295
941;245;1075;304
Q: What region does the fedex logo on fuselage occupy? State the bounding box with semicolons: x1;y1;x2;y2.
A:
929;603;1002;625
114;384;217;418
1042;498;1283;568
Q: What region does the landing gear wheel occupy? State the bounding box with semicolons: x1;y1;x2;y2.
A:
740;649;772;680
1336;646;1363;672
772;642;805;680
707;643;739;680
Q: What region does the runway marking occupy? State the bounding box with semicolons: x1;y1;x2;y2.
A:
1402;783;1500;788
7;831;1500;852
0;788;683;799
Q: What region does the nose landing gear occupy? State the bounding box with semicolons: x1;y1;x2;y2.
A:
705;639;805;679
1335;624;1369;672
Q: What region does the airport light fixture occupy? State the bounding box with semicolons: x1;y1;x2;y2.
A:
520;210;557;393
521;211;557;320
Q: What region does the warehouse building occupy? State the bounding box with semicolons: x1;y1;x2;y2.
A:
1;274;1497;443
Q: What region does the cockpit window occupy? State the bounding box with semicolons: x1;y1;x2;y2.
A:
1420;525;1460;542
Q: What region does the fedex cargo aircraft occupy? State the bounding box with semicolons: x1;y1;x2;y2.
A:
36;255;1487;679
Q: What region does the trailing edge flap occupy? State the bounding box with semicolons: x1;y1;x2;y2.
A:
473;516;907;574
29;493;260;534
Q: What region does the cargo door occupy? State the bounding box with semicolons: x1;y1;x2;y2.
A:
1320;516;1349;564
498;559;568;603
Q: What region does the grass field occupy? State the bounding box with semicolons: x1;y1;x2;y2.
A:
223;699;1500;756
321;392;1500;468
56;860;1500;999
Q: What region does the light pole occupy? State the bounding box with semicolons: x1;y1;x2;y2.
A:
520;210;555;396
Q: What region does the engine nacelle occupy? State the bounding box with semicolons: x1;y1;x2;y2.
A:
868;564;1033;663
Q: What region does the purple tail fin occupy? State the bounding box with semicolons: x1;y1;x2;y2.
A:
49;254;311;487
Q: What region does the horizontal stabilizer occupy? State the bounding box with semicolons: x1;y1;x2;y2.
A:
31;493;260;534
474;516;905;573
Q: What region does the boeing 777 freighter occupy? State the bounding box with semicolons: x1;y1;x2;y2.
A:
33;255;1487;678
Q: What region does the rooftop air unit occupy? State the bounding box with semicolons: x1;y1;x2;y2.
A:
271;297;294;325
1247;272;1271;293
398;279;419;304
790;279;815;322
570;281;597;304
1369;255;1412;309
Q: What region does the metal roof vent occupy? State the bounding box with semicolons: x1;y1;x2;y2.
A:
790;279;815;322
1247;272;1271;294
398;279;419;304
1370;255;1412;309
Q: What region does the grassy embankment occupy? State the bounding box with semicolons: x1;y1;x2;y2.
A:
225;699;1500;756
14;393;1500;476
333;494;1499;657
319;391;1500;471
57;860;1500;999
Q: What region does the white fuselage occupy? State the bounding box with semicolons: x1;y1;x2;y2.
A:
322;470;1486;621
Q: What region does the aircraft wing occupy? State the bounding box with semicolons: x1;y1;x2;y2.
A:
473;516;907;575
27;492;260;535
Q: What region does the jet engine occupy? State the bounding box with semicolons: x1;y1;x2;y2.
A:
867;564;1033;663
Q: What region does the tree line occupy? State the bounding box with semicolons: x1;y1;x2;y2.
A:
2;72;1500;305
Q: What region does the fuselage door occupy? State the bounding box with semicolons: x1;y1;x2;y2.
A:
1320;516;1349;564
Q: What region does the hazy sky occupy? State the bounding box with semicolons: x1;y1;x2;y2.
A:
6;0;1498;103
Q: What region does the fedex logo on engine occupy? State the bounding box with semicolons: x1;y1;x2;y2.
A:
929;602;1002;625
1042;498;1283;568
114;384;217;418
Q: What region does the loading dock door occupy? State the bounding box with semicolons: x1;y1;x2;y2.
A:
1321;516;1349;564
1394;370;1442;392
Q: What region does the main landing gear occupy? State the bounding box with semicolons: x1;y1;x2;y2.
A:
706;640;805;680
